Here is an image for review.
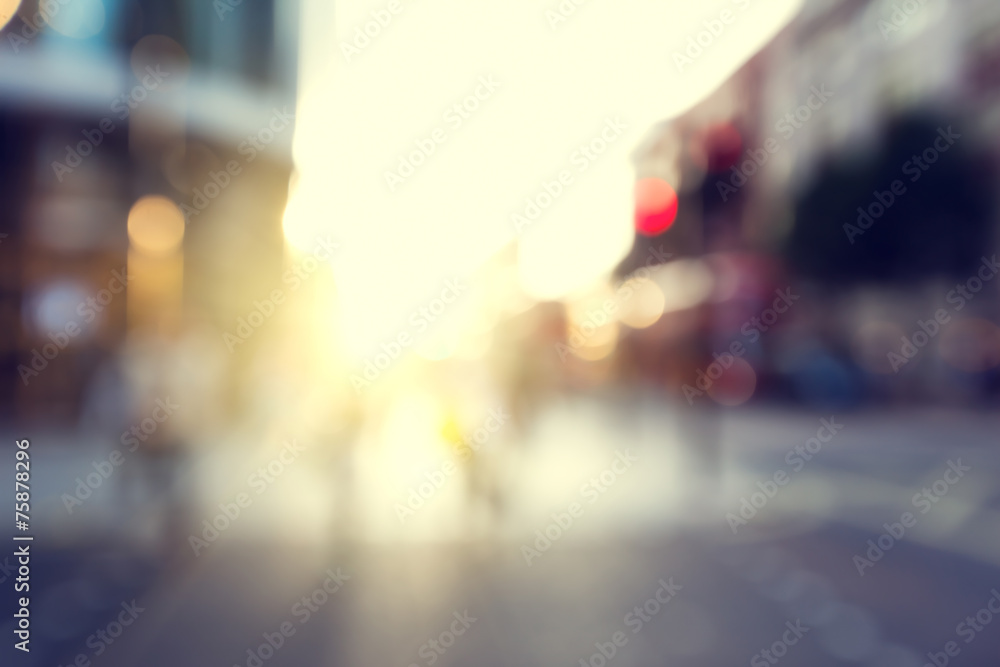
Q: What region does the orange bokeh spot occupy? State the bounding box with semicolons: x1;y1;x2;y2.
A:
635;178;678;236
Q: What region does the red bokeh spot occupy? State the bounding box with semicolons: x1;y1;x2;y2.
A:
707;357;757;406
635;178;678;236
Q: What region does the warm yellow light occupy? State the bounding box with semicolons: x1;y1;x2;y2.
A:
619;278;665;330
568;320;619;361
127;196;185;256
0;0;20;32
655;260;714;313
289;0;803;355
281;187;330;254
565;285;620;359
573;338;617;362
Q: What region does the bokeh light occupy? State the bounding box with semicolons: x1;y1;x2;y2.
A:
707;357;757;406
0;0;20;32
42;0;104;39
26;281;91;338
127;195;186;256
634;177;679;236
8;0;1000;664
619;277;665;329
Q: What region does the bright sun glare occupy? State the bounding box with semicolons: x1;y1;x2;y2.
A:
285;0;803;360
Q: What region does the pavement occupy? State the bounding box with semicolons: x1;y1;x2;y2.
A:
3;397;1000;666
